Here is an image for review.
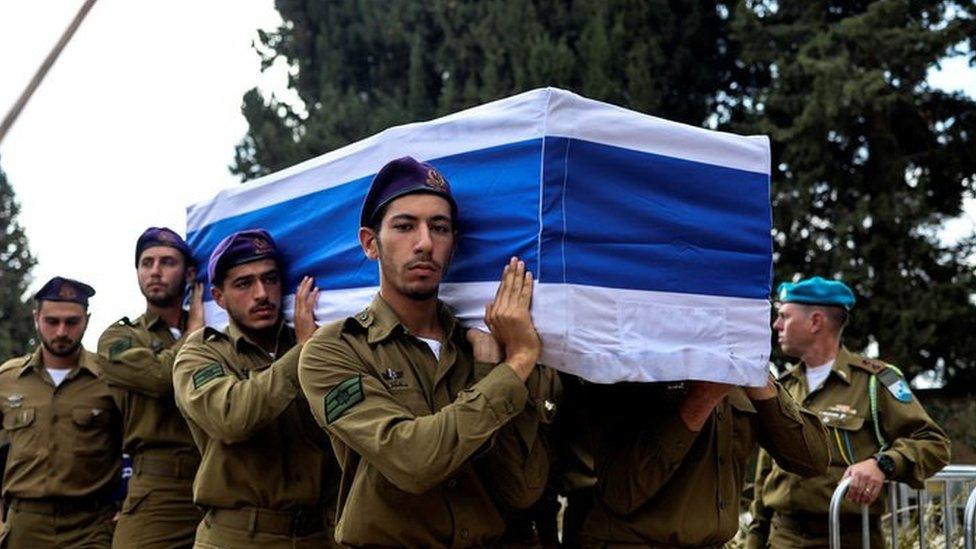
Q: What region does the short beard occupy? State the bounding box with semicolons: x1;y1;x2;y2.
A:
41;338;82;358
405;288;438;301
146;293;180;308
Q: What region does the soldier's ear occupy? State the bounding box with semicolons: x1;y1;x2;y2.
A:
211;285;225;308
360;227;380;260
185;265;197;285
808;310;825;334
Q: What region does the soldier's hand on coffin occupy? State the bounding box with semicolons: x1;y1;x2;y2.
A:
187;281;205;334
486;257;541;381
466;329;503;364
294;275;321;345
679;381;733;431
842;459;885;505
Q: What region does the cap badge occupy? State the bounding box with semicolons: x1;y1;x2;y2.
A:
58;284;78;300
425;168;447;191
158;231;176;243
252;237;273;254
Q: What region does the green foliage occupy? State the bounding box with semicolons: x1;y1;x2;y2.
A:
0;159;36;359
731;0;976;383
231;0;739;179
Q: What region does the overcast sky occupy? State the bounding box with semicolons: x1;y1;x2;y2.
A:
1;1;974;351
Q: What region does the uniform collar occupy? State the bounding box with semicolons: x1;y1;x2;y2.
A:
143;308;187;334
365;293;460;345
784;345;854;386
226;317;293;357
19;346;99;379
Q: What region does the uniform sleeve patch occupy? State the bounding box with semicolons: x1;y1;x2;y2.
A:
877;367;913;403
192;363;226;390
108;337;132;360
325;376;364;424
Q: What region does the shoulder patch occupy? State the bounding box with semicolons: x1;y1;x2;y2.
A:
853;356;887;375
325;376;364;424
192;362;227;389
877;366;912;403
108;337;132;360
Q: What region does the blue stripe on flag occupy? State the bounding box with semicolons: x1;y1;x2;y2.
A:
188;136;770;301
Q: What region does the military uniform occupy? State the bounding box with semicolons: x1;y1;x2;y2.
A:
98;310;202;548
0;348;122;548
579;379;828;548
173;320;340;548
298;295;558;547
747;347;951;549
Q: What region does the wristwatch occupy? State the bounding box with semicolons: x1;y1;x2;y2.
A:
874;453;895;478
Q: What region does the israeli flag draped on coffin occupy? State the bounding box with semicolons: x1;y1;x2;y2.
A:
186;87;773;386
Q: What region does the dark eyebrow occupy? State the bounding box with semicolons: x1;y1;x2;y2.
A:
389;214;419;223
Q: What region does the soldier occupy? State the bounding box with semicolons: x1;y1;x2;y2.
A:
172;229;340;548
298;156;558;546
746;277;950;549
0;277;122;548
579;369;830;545
97;227;204;548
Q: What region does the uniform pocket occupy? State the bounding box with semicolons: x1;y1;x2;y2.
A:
71;406;111;455
2;408;34;430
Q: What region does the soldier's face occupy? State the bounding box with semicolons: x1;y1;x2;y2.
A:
773;303;815;357
33;300;88;357
138;246;191;306
212;259;282;332
360;193;456;302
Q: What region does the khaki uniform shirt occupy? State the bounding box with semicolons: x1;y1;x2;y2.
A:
298;295;557;547
97;310;198;463
581;380;828;547
0;347;122;499
748;347;951;544
173;320;339;511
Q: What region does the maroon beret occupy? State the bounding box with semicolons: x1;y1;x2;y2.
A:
207;229;278;285
360;156;458;227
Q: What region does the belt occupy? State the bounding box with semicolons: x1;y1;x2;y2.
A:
773;511;880;537
9;496;113;515
133;454;199;480
207;506;328;537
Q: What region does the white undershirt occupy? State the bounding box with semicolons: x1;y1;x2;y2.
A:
417;337;442;360
806;360;834;392
47;368;71;387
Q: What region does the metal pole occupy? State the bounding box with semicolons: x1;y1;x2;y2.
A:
832;478;856;549
964;485;976;549
0;0;98;145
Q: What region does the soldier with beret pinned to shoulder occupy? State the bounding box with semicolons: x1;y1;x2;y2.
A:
298;156;560;547
96;227;205;548
172;229;341;548
0;277;123;548
746;276;951;549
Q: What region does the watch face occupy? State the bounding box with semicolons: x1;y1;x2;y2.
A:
877;454;895;476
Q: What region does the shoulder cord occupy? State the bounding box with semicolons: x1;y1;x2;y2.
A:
868;364;903;452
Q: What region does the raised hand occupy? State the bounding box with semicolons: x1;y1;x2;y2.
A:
294;276;321;345
187;282;205;334
485;257;541;381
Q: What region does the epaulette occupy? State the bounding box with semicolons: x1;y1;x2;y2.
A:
853;356;888;375
116;316;133;327
350;308;373;329
203;326;227;342
0;355;31;374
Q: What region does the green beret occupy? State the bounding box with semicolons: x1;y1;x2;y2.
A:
776;276;855;311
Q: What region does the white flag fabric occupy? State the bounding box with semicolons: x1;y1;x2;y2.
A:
186;87;772;386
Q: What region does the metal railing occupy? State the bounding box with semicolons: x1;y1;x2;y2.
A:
829;464;976;549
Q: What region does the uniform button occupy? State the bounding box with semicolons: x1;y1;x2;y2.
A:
447;479;457;489
504;401;515;414
719;500;726;510
460;528;469;539
716;411;724;421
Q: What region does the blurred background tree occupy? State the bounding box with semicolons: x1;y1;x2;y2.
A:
0;158;37;358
